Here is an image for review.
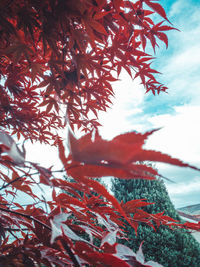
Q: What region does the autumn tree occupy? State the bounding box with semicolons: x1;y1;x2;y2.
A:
0;0;200;266
112;178;200;266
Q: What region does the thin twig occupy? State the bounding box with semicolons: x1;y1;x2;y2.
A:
0;207;81;267
0;168;65;191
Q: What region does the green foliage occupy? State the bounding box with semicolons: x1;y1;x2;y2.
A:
111;177;200;267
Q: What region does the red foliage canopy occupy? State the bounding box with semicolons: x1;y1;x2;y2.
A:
0;0;176;141
0;0;199;266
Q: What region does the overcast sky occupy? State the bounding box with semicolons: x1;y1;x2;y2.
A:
25;0;200;209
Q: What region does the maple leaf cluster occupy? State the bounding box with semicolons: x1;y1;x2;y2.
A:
0;0;200;266
0;128;199;266
0;0;176;141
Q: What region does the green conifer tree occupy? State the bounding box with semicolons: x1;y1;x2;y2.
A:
111;178;200;267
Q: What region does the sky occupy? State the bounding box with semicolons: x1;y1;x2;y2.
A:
97;0;200;208
25;0;200;209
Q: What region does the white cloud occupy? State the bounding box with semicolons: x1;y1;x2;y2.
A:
145;105;200;165
99;71;144;139
166;175;200;208
143;105;200;207
167;177;200;195
26;141;62;168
